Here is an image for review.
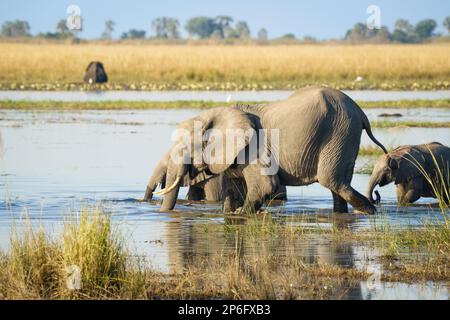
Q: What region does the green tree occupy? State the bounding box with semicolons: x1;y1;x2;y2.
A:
185;17;217;39
257;28;268;41
392;19;412;43
166;18;180;39
395;19;413;34
414;19;437;40
235;21;251;39
101;20;115;39
56;19;69;34
344;23;368;42
215;16;233;38
152;17;179;38
281;33;296;40
121;29;146;39
1;20;30;37
443;16;450;34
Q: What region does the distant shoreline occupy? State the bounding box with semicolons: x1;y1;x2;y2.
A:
0;99;449;110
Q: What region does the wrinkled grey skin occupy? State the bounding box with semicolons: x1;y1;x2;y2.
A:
83;61;108;84
367;142;450;205
158;87;386;214
143;151;223;202
144;151;287;205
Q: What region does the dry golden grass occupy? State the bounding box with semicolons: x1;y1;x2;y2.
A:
0;208;448;299
0;43;449;89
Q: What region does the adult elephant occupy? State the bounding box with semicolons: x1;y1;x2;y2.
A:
83;61;108;84
155;86;387;214
367;142;450;205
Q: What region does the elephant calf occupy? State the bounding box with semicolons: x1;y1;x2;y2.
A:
143;151;223;202
84;61;108;84
367;142;450;205
143;151;287;204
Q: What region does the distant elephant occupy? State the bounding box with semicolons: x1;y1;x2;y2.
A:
154;86;386;214
367;142;450;205
143;151;223;202
83;61;108;84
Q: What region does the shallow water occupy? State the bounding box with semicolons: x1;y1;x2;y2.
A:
1;90;450;102
0;108;448;300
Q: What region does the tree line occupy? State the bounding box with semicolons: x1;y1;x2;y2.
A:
2;16;450;43
345;18;450;43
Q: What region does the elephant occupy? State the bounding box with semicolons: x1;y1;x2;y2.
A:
143;151;288;204
367;142;450;205
154;86;387;214
143;151;223;202
83;61;108;84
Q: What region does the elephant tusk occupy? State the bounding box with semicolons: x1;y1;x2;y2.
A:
154;177;181;196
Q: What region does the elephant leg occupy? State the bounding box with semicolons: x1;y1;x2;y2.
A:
272;185;287;201
334;185;376;215
317;139;374;214
239;165;278;214
396;181;422;205
203;176;223;202
332;191;348;213
223;178;246;213
187;185;205;201
320;175;375;214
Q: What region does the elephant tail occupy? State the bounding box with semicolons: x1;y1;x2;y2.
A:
361;111;388;154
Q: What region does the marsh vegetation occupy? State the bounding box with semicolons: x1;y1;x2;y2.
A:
0;206;447;300
0;43;449;90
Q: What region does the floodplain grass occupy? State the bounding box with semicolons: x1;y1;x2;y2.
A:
0;205;448;299
0;43;450;90
0;99;449;110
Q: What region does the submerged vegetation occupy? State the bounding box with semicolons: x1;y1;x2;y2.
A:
0;43;449;90
0;206;448;299
0;99;449;110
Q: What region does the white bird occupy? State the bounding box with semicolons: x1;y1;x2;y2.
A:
226;94;232;103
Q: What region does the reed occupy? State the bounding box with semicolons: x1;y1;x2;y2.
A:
1;43;449;90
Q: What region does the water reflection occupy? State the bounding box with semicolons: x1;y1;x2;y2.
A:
0;109;448;300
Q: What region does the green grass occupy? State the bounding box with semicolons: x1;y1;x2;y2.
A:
0;206;448;299
371;120;450;128
0;208;147;299
0;99;449;110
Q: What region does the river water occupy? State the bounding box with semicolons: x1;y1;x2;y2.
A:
0;101;449;299
1;90;450;102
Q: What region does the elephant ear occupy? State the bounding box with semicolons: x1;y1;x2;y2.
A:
198;107;256;174
86;61;94;72
390;148;425;184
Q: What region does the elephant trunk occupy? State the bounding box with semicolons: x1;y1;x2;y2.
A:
367;173;381;204
143;172;166;202
143;185;155;201
160;173;181;211
159;158;189;211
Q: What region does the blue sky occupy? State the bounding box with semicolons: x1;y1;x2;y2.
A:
0;0;449;39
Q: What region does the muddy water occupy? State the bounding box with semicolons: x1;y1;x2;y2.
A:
0;108;448;300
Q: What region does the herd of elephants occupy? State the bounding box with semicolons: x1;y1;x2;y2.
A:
85;62;450;215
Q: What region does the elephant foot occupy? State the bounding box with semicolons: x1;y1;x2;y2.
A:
232;206;268;216
353;204;376;215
